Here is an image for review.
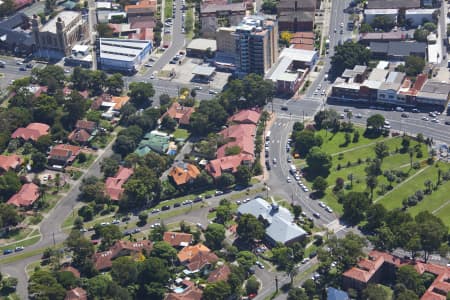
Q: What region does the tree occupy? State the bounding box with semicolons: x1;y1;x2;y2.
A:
0;171;21;201
415;211;448;262
302;279;316;298
245;276;260;295
0;0;15;17
235;165;252;186
374;142;389;161
190;100;228;136
96;23;114;37
293;130;323;157
148;241;176;264
128;82;155;108
405;55;425;76
288;287;308;300
123;166;161;208
353;130;360;143
366;114;385;132
323;233;367;270
215;202;233;224
204;223;226;250
372;15;395;31
312;176;328;195
28;270;66;300
272;244;294;269
396;289;420;300
64;91;88;129
306;147;332;178
293;122;304;132
365;203;387;232
314;109;339;130
342;192;371;225
217;173;235;189
292;205;302;219
366;176;378;200
161;115;177;131
261;0;277;14
159;94;171;106
111;256;138;286
106;73;124;96
100;156;120;178
424;179;433;194
203;281;232;300
237;251;257;270
96;224;122;249
237;214;265;245
330;42;371;76
363;284;389;300
30;150;47;171
347;173;354;189
397;265;425;296
414;29;429;42
370;225;396;252
0;203;22;228
360;23;374;33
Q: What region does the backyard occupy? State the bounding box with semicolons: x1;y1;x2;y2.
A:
297;127;450;228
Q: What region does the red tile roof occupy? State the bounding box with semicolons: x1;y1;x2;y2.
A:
186;251;219;271
163;231;193;247
93;240;152;270
163;102;195;125
206;153;254;178
291;31;315;38
48;144;81;164
217;123;256;158
207;264;231;282
0;154;23;172
75;120;97;132
105;166;134;201
228;109;261;125
165;285;203;300
7;183;40;208
129;28;154;40
65;287;87;300
68;129;92;143
11;123;49;141
125;0;157;13
169;163;200;186
177;244;212;263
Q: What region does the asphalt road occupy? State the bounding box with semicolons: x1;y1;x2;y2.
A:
0;57;33;90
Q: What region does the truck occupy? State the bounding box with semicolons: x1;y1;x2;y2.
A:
289;164;297;175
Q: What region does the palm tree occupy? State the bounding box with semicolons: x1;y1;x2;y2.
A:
347;173;354;189
424;179;433;194
409;149;414;169
437;168;442;186
366;176;378;201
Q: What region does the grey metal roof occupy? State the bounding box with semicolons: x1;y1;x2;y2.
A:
192;65;215;76
237;198;307;244
370;41;427;57
367;0;420;9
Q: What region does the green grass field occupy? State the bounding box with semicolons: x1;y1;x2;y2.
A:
304;127;450;229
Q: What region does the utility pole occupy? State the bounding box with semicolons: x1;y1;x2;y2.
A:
275;276;278;292
52;232;56;246
302;111;305;123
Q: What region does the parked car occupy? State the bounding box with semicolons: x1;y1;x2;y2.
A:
173;202;181;208
161;205;170;211
15;246;24;252
3;249;13;255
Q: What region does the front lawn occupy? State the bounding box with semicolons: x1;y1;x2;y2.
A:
173;128;190;140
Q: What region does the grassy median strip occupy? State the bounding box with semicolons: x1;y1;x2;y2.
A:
0;236;41;252
164;0;173;19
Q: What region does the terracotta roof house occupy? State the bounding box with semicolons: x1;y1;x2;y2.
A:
206;153;254;178
163;231;193;248
48;144;81;167
177;244;212;264
68;120;98;145
7;183;40;209
125;0;157;17
105;166;134;201
60;266;81;278
0;154;23;173
207;264;231;282
65;287;87;300
63;87;90;99
93;240;152;271
11;123;50;141
216;124;257;159
162;102;195;126
165;285;203;300
342;250;450;300
169;163;200;186
91;93;112;110
228;109;261;125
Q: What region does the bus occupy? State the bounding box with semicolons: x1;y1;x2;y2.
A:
265;131;271;141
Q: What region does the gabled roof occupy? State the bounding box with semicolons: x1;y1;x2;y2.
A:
0;154;23;172
48;144;81;164
105;166;134;201
169;163;200;185
65;287;87;300
68;129;92;143
165;285;203;300
75;120;97;132
217;123;256;158
228;109;261;125
206;153;254;178
163;102;195;125
186;251;219;271
207;264;231;282
163;231;193;247
177;244;212;263
11;123;49;141
7;183;40;208
93;240;152;270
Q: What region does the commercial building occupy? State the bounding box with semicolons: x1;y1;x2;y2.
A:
186;38;217;58
277;0;316;32
405;8;437;27
0;13;35;55
31;11;88;58
234;15;279;76
416;81;450;106
369;41;427;60
289;31;315;50
366;0;420;9
364;9;398;25
200;2;246;38
125;0;156;18
359;31;414;45
266;48;318;95
215;26;237;70
237;198;307;245
96;38;152;73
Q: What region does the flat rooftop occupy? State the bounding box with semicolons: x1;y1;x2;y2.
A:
192;65;216;76
41;11;80;33
99;38;151;61
187;38;217;51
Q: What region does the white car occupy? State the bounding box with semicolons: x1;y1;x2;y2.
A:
355;113;362;118
422;116;429;121
287;177;292;183
236;200;241;205
432;118;440;123
112;219;120;224
318;201;326;208
303;187;309;192
151;208;160;213
325;206;333;213
243;198;250;203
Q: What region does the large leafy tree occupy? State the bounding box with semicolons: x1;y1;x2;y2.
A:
190;100;228;136
293;130;323;157
0;171;21;202
28;270;66;300
203;280;232;300
128;82;155;108
342;192;371;225
236;214;265;245
305;147;332;178
0;203;22;228
415;211;448;262
330;42;371;76
111;257;138;286
366;114;385;132
204;223;226;250
322;233;367;271
150;241;177;263
106;73;124;95
123;166;161;208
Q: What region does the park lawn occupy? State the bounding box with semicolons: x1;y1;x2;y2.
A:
316;126;385;155
435;202;450;228
173;128;190;140
375;165;435;210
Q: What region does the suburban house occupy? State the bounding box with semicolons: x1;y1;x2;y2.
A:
177;244;219;273
228;109;261;125
7;182;40;209
237;197;307;245
47;144;81;168
169;163;201;186
0;154;23;173
68;120;98;145
206;153;254;178
165;284;203;300
163;231;193;248
65;287;87;300
342;250;450;300
104;166;134;201
11;122;50;141
125;0;156;18
92;240;153;271
207;263;231;283
135;131;175;156
98;95;130;119
161;102;195;126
